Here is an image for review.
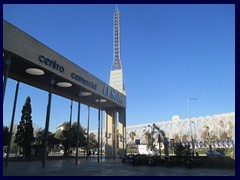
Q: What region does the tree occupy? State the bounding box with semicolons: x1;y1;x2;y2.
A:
89;132;98;150
129;131;136;145
35;128;60;151
54;121;87;156
35;128;45;145
173;134;181;142
150;125;169;157
15;96;34;157
3;126;11;147
144;131;152;148
71;122;87;148
10;134;18;154
201;125;210;143
182;134;189;142
129;131;136;141
35;128;60;153
172;143;191;157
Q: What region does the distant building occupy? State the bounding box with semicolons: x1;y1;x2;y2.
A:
55;122;68;132
91;112;235;148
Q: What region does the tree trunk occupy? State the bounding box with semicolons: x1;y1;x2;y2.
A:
163;138;169;157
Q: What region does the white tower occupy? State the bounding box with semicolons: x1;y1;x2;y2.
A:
105;5;126;159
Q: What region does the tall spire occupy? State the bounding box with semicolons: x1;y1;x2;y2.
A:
115;4;119;12
111;5;121;71
109;5;125;95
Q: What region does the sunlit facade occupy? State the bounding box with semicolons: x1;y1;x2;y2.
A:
92;112;235;150
126;112;235;148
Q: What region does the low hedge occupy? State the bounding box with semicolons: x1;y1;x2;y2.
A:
123;155;235;170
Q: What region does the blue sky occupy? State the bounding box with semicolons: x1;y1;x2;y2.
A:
3;4;235;132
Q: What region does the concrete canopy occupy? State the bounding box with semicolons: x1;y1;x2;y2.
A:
3;19;126;111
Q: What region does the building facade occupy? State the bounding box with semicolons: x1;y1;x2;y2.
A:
3;18;126;166
92;112;235;153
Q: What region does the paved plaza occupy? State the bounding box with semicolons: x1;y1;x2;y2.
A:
3;157;235;176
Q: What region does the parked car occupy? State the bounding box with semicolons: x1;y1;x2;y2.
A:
206;150;224;156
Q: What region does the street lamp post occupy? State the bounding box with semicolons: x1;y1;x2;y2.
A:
187;97;197;156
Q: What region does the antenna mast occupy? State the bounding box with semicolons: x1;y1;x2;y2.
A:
111;5;121;70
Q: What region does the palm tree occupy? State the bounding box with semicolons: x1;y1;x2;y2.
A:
202;125;213;155
129;131;136;144
158;130;169;157
152;126;169;157
144;131;151;148
173;134;181;142
182;134;189;142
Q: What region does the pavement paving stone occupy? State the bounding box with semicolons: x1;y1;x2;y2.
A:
3;158;235;176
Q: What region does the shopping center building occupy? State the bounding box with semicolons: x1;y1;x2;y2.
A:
3;19;126;167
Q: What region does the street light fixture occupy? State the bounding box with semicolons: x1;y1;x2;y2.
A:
187;97;197;156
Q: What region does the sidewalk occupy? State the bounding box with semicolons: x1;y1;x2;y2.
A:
3;158;235;176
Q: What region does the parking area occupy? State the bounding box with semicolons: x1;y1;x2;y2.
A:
3;158;235;176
